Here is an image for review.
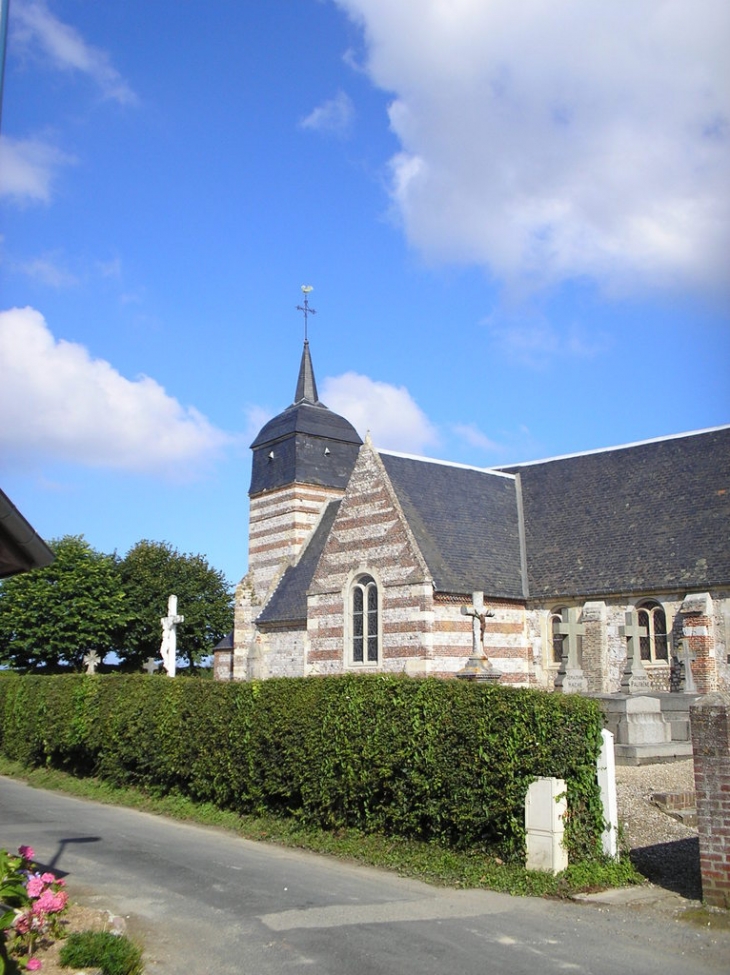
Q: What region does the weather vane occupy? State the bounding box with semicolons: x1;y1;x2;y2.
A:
296;285;316;342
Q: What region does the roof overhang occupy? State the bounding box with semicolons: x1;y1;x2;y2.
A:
0;488;55;578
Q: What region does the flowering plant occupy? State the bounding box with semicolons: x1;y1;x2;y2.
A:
0;846;68;973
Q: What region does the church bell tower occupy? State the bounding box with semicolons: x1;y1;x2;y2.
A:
232;294;362;678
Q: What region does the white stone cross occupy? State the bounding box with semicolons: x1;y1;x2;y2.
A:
143;656;159;675
83;650;100;674
620;609;651;694
555;607;585;671
160;594;184;677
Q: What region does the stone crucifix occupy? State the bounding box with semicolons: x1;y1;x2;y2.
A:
83;650;101;674
554;606;587;693
620;609;651;695
457;591;501;682
160;594;184;677
460;591;495;657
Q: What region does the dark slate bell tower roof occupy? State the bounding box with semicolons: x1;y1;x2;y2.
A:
249;340;362;496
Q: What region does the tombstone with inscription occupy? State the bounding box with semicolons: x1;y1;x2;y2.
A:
620;609;653;695
554;606;588;693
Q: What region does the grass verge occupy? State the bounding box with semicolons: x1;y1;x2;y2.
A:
0;758;642;898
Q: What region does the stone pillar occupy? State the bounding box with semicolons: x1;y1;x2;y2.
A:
690;693;730;909
582;601;609;693
681;592;716;694
525;777;568;874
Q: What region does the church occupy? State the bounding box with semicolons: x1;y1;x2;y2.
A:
214;339;730;697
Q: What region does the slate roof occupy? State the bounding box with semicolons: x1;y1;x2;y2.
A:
0;488;55;578
498;426;730;599
249;341;362;496
380;453;525;599
257;500;342;625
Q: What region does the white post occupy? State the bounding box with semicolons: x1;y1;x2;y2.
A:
525;777;569;874
597;728;619;858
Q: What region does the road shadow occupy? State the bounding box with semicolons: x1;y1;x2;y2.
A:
629;837;702;901
32;837;102;879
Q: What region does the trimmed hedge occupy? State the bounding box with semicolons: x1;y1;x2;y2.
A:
0;673;606;860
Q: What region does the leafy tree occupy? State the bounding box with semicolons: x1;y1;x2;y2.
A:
115;540;233;672
0;535;127;671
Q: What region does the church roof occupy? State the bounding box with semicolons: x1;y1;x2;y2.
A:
257;500;342;625
499;425;730;599
0;488;55;578
380;452;525;599
249;341;362;495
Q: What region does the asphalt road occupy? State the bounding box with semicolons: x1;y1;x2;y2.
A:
1;776;726;974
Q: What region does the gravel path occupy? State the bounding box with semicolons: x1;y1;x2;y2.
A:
615;759;701;900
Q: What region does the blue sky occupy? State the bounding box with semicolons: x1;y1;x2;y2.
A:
1;0;728;588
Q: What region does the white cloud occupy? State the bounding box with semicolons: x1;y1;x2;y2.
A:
13;0;138;105
300;90;355;136
0;135;76;203
321;372;439;453
334;0;730;294
0;307;230;476
452;423;500;453
483;306;612;368
19;256;78;288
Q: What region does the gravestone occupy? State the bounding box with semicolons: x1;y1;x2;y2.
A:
620;609;652;695
525;777;568;874
160;594;184;677
143;656;159;675
554;606;587;693
83;651;100;674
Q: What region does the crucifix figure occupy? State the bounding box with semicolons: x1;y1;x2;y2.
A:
620;609;651;694
460;591;494;656
296;285;316;342
83;650;100;674
160;594;184;677
457;591;501;682
554;607;587;693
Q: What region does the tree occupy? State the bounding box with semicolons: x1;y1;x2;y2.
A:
0;535;128;671
115;540;233;672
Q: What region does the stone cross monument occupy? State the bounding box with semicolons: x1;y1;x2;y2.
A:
83;650;100;674
554;606;587;693
620;609;652;695
160;594;184;677
457;591;501;682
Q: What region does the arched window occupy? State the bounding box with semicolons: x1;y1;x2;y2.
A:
549;608;566;665
352;574;379;664
636;601;669;663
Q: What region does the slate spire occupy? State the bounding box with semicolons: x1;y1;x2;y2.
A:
293;339;320;405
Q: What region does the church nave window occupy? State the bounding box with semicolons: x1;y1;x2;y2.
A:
352;574;379;664
636;600;669;663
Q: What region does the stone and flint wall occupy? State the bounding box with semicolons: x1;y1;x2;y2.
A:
307;443;437;674
231;482;345;679
690;693;730;909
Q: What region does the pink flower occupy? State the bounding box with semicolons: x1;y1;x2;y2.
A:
13;911;32;935
40;873;56;884
26;958;42;971
35;889;67;914
18;845;35;861
26;875;45;898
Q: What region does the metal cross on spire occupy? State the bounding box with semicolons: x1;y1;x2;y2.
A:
296;285;316;342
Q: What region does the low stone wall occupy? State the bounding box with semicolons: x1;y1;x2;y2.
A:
690;693;730;909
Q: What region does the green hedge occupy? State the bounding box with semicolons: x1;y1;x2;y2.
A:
0;673;606;860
